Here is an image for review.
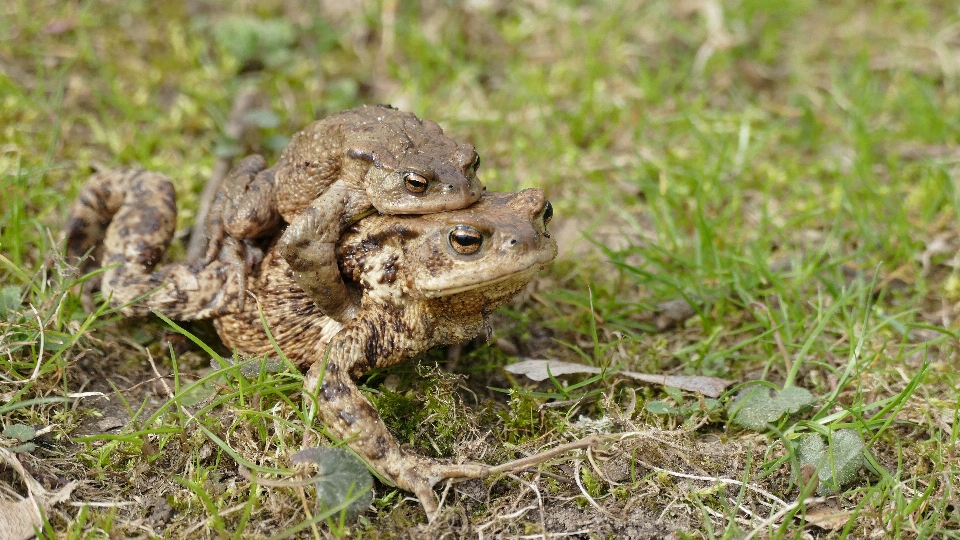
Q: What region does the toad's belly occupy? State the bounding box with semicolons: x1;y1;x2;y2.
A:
214;246;343;365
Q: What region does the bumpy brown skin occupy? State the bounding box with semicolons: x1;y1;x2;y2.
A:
205;104;484;324
65;172;556;521
65;170;245;318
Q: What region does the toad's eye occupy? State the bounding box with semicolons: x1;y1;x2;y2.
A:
449;226;483;255
404;172;428;194
542;200;553;226
471;151;481;172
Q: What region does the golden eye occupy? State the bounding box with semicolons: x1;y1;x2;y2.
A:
404;172;428;194
448;226;483;254
542;200;553;226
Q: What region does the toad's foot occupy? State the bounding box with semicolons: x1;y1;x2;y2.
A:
203;155;279;275
205;235;264;311
387;454;489;522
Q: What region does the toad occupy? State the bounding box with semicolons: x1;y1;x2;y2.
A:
65;169;556;520
205;104;484;323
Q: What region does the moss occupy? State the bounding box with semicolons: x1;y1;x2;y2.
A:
368;364;476;458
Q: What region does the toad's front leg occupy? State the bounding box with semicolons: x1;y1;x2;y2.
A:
278;184;367;323
303;345;488;521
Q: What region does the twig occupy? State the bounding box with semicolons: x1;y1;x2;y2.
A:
573;460;619;521
477;505;539;539
537;470;575;485
435;478;454;519
657;493;682;523
485;435;602;476
178;502;249;539
147;350;197;427
507;472;549;540
186;88;261;261
295;483;322;540
146;349;174;401
585;444;612;484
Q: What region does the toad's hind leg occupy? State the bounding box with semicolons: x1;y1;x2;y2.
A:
65;169;240;319
66;169;175;294
203;155;279;311
303;338;488;522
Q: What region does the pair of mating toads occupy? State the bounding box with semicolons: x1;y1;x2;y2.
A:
65;105;557;520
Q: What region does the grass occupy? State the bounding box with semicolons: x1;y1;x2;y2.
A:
2;0;960;537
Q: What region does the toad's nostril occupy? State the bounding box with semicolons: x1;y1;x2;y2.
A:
510;239;517;246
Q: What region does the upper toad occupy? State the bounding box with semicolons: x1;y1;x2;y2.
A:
206;104;484;323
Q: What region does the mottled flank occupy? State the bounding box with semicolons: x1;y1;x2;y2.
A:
205;104;484;324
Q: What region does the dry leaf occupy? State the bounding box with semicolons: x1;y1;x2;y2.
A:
504;359;734;397
0;448;77;540
803;503;852;530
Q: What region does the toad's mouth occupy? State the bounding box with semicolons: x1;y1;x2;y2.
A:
421;262;544;298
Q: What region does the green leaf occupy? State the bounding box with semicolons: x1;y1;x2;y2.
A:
3;424;36;442
42;331;71;351
10;442;36;453
664;386;684;403
729;385;816;431
0;285;21;319
213;16;296;67
292;447;373;522
775;387;817;414
797;429;867;495
645;401;678;415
